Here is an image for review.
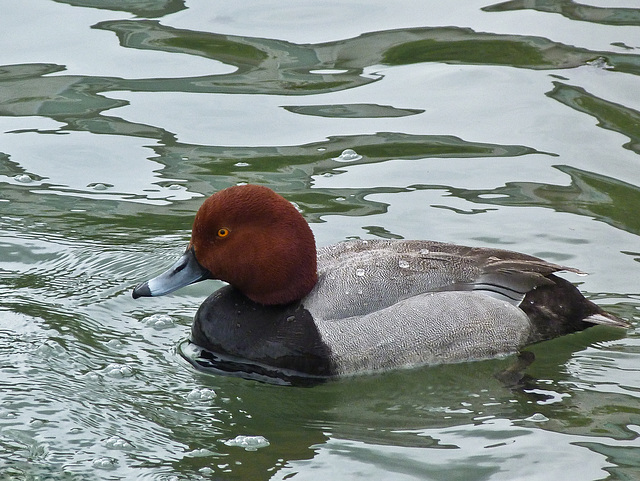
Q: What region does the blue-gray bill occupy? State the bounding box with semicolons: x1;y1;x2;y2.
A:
132;247;210;298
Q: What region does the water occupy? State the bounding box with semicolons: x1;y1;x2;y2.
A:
1;0;640;479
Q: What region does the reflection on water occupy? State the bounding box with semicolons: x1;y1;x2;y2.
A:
2;21;640;141
547;81;640;154
282;103;424;118
55;0;187;17
449;165;640;236
1;0;640;479
484;0;640;28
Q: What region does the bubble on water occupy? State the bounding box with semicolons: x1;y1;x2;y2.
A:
142;313;174;330
186;388;217;402
82;371;101;382
355;268;365;277
187;448;215;457
524;413;549;423
398;260;410;269
168;184;182;190
224;435;270;451
106;339;124;349
92;457;118;470
36;339;65;358
92;183;107;191
586;56;612;70
335;196;346;202
105;436;133;450
30;419;45;428
234;162;250;167
103;363;134;379
14;174;32;183
332;148;362;162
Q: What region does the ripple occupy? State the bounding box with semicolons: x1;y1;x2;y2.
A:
35;339;65;358
0;409;18;419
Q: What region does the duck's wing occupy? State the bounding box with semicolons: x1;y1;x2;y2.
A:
427;246;584;303
311;239;581;320
316;291;532;375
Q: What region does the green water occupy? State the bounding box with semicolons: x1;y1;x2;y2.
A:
1;0;639;479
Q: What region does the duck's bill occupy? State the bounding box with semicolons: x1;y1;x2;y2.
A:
132;247;211;299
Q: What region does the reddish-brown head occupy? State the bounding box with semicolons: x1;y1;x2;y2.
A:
189;184;318;305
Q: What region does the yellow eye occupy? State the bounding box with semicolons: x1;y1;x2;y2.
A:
217;228;230;238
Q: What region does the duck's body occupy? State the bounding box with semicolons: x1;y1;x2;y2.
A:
133;185;629;379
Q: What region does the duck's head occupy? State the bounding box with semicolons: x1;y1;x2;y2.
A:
132;184;318;305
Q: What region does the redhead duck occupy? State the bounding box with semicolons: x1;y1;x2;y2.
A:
133;184;629;379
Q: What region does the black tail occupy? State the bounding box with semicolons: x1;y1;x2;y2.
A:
520;274;629;344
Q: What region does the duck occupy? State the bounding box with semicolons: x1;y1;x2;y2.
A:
132;184;629;379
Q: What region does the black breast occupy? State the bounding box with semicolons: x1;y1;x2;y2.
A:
190;285;336;378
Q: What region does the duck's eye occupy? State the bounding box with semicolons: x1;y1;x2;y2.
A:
217;228;230;238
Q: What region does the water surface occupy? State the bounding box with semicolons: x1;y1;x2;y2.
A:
1;0;640;479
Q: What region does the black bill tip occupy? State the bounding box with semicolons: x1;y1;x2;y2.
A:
132;282;151;299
